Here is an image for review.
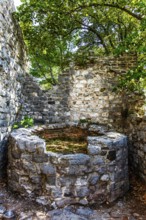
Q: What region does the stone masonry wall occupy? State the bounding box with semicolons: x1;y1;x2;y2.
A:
20;54;145;139
8;125;128;208
47;54;145;131
1;0;146;183
21;54;144;128
20;74;52;124
0;0;29;177
123;116;146;182
0;0;55;176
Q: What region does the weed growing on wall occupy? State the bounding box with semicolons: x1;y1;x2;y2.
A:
13;116;34;129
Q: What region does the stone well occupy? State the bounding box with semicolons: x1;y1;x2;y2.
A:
7;124;129;208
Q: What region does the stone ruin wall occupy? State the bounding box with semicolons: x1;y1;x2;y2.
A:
0;0;59;176
124;116;146;181
0;0;28;177
0;0;146;181
52;55;143;127
8;126;129;207
21;54;144;129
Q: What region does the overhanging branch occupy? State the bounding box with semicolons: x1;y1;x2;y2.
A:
67;3;142;21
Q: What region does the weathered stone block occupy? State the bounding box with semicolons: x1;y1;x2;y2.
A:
87;145;101;155
36;196;51;206
22;161;36;173
46;176;56;185
58;154;90;165
50;186;62;198
55;198;75;208
90;156;104;166
32;154;48;163
76;186;89;198
59;165;90;176
21;154;32;161
30;175;41;184
58;176;76;187
40;164;56;175
87;136;112;148
88;175;100;185
75;177;88;186
11;148;21;159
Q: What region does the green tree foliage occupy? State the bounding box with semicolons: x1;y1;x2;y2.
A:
16;0;146;90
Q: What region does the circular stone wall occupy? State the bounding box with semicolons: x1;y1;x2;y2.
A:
7;124;129;208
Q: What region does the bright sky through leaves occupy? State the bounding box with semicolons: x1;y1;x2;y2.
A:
14;0;21;7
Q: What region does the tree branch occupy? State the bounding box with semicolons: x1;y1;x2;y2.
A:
74;19;110;54
67;3;142;21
